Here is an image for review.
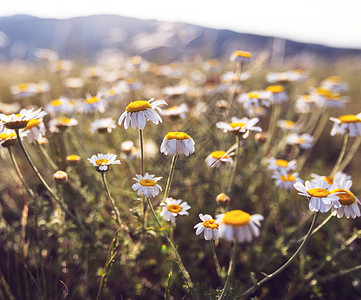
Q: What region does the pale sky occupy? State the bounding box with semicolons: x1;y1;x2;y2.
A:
1;0;361;48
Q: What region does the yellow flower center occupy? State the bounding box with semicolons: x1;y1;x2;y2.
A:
338;115;361;124
211;151;228;159
165;132;190;140
266;85;284;93
330;189;356;206
296;138;306;144
229;122;246;129
167;204;182;213
322;176;334;184
307;188;330;198
139;179;157;186
50;99;63;106
202;219;219;229
281;120;296;128
95;159;109;165
248;92;259;99
24;119;40;130
316;87;332;97
108;89;115;96
223;210;251;226
326;76;341;83
280;174;296;182
275;159;289;167
126;101;151;112
0;132;16;140
66;154;81;161
18;83;29;92
58;118;71;124
125;77;137;84
85;97;99;104
233;51;251;58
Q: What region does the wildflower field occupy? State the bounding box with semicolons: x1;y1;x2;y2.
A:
0;50;361;300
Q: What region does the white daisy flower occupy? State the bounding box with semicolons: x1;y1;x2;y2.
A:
118;98;167;130
90;118;116;134
330;179;361;219
293;179;341;213
10;83;36;98
286;133;314;149
48;117;78;133
272;171;303;190
216;210;264;243
160;132;195;156
120;140;139;160
79;93;107;114
321;76;348;94
88;153;121;172
194;214;220;241
64;77;84;90
311;87;349;109
311;172;351;185
0;108;47;130
160;198;191;223
329;115;361;137
162;85;189;97
131;173;162;198
45;97;74;115
230;50;252;63
0;127;27;149
277;120;298;132
265;85;288;104
267;158;297;173
20;117;46;144
161;103;189;119
238;91;271;112
48;60;72;74
216;117;262;138
295;95;317;114
205;151;234;168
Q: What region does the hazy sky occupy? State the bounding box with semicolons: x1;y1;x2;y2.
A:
2;0;361;48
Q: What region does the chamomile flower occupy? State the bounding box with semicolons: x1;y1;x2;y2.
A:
161;104;189;120
0;108;47;130
45;97;73;115
64;77;84;90
286;133;314;149
131;173;162;198
118;98;167;130
293;179;341;213
277;120;298;131
216;117;262;138
295;95;317;114
311;172;351;185
10;83;36;98
160;198;191;224
66;154;81;166
160;132;195;156
88;153;121;172
238;91;271;111
272;171;302;190
267;158;297;173
205;151;234;168
265;85;288;104
48;117;78;133
311;87;349;109
90;118;116;134
120;140;139;160
330;179;361;219
21;117;46;143
329;115;361;137
194;214;220;240
321;76;348;94
79;93;107;114
0;128;26;148
216;210;264;243
230;50;252;63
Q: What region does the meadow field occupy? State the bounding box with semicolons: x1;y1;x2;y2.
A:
0;50;360;299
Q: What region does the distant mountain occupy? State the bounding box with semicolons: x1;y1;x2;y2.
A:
0;14;360;63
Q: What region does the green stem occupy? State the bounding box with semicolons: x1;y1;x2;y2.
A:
240;212;318;297
227;135;240;195
210;240;223;281
330;133;349;177
146;198;196;298
15;129;92;237
101;172;122;227
226;62;243;117
139;129;145;176
36;142;58;170
218;240;237;300
338;135;361;172
163;155;178;203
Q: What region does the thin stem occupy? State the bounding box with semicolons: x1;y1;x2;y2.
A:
227;135;240;195
101;172;122;227
15;129;92;237
146;198;196;298
210;240;223;281
36;141;57;170
330;133;349;177
163;155;178;203
226;62;243;117
239;212;318;297
139;129;145;176
218;240;237;300
338;135;361;172
262;104;281;156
